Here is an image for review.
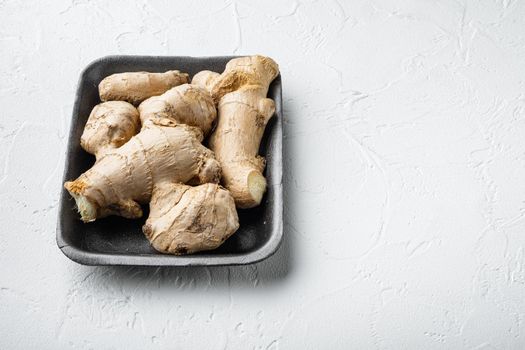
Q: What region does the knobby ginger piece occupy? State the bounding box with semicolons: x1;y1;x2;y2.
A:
143;183;239;255
99;70;189;105
138;84;216;136
80;101;140;160
64;118;221;222
192;55;279;208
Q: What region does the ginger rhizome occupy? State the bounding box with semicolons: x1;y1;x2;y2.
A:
143;183;239;255
64;118;221;222
80;101;140;159
99;70;189;105
192;55;279;208
138;84;216;135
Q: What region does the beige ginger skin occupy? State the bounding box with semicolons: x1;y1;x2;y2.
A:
80;101;140;159
138;84;216;135
64;118;221;222
192;55;279;208
143;183;239;255
99;70;189;105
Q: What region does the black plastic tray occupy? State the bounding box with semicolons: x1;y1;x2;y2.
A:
56;55;283;266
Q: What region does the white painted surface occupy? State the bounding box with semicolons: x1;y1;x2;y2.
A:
1;0;525;348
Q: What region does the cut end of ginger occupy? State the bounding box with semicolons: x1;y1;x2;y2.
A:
247;171;267;207
71;192;98;223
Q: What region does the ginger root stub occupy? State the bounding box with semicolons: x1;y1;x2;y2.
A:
192;55;279;208
99;70;189;105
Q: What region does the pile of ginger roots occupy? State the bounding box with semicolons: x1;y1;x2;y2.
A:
64;55;279;255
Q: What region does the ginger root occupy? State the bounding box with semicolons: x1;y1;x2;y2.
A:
191;70;220;92
138;84;216;135
143;183;239;255
80;101;140;159
193;55;279;208
99;70;189;105
64;118;221;222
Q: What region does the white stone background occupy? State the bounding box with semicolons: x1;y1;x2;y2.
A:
1;0;525;348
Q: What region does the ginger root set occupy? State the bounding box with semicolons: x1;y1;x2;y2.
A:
64;55;278;255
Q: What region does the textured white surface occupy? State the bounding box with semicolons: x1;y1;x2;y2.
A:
1;0;525;348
